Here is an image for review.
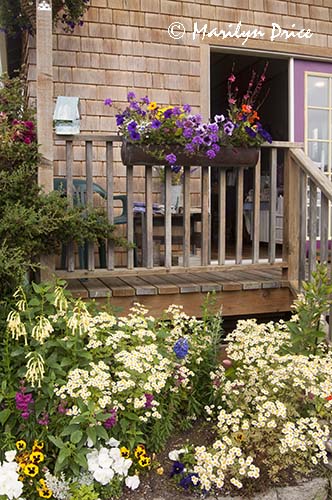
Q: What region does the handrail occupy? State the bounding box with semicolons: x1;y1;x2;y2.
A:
54;134;122;142
262;141;304;149
290;148;332;201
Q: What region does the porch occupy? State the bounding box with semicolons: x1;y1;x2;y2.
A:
51;136;332;323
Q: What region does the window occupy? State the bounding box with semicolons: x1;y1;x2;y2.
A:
305;72;332;238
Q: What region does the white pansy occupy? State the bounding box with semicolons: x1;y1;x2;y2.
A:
125;474;140;490
93;466;114;485
5;450;16;462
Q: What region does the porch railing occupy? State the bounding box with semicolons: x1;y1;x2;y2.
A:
53;136;330;285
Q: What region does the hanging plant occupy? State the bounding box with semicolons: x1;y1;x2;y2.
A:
0;0;90;35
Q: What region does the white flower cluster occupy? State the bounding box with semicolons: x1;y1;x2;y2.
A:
0;451;23;500
55;361;112;409
193;444;259;492
279;417;329;464
87;440;139;490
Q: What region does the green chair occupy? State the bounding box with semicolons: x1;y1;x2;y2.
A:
54;178;127;269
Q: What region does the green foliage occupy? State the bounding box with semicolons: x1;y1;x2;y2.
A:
69;483;99;500
285;263;332;355
0;74;125;301
0;0;90;35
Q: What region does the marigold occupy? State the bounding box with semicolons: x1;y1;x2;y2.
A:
24;462;39;477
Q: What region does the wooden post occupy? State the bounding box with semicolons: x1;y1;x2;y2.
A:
36;1;54;279
283;150;300;287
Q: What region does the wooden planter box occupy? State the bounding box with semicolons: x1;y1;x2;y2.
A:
121;141;259;168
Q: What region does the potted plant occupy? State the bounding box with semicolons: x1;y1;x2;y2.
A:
105;65;272;169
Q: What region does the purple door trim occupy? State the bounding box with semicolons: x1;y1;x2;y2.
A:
294;60;332;142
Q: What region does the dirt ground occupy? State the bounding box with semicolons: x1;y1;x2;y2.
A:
120;420;215;500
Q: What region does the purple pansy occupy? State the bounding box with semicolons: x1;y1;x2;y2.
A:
164;109;173;119
127;91;136;101
183;104;191;113
170;461;185;477
206;149;216;159
104;98;112;106
223;120;235;136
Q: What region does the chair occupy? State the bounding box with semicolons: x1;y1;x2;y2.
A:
54;178;127;269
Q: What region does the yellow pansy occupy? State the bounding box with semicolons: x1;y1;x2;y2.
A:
120;446;130;458
24;462;39;477
16;440;27;451
30;451;44;464
147;101;157;111
139;455;151;467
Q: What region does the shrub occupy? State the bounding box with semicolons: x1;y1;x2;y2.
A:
0;282;222;498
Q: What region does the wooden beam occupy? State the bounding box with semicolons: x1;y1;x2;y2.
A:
36;0;54;280
283;151;300;285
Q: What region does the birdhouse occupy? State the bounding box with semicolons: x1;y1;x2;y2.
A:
53;96;80;135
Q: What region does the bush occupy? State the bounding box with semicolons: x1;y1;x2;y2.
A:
0;74;124;301
0;282;222;499
170;267;332;496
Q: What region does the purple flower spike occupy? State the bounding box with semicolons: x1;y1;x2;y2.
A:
165;153;177;164
173;338;189;359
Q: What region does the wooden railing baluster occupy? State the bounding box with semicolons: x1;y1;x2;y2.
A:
66;140;75;272
268;148;277;264
85;141;94;271
252;151;261;263
299;169;307;283
106;141;114;270
320;192;328;264
145;165;153;269
126;164;134;269
236;167;244;264
183;166;191;268
201;166;209;266
308;179;317;277
164;166;172;268
218;169;226;265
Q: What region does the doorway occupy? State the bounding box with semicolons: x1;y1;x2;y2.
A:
210;51;289;257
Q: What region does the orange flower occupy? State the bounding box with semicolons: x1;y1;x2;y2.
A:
241;104;252;114
249;111;260;123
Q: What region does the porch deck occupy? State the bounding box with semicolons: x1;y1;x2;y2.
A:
61;265;294;317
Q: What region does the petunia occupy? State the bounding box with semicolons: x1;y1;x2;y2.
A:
164;108;173;119
206;149;216;159
104;98;113;106
165;153;177;165
127;91;136;101
151;119;161;129
183;104;191;113
130;130;141;141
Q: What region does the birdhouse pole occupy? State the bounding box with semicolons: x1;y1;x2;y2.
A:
36;0;53;192
36;0;55;278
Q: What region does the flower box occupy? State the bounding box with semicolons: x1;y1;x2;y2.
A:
121;141;259;168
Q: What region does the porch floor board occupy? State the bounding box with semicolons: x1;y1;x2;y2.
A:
62;266;294;317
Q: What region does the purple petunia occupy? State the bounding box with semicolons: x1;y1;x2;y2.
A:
165;153;177;164
116;114;125;126
141;96;150;105
257;125;272;143
173;338;189;359
183;128;194;139
130;130;141;141
151;119;161;129
127;121;138;132
172;106;182;116
192;136;203;146
171;165;182;174
206;149;216;159
245;126;257;138
179;473;200;490
104;98;113;106
127;91;136;101
164;109;173;119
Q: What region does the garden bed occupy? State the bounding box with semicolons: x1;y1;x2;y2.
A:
1;265;332;500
